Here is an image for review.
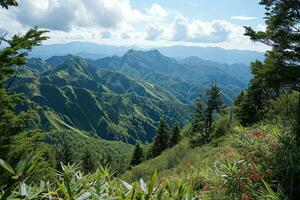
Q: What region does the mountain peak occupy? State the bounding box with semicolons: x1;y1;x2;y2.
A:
46;55;78;66
123;49;163;58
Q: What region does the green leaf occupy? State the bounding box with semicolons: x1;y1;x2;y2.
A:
148;170;157;194
0;158;15;175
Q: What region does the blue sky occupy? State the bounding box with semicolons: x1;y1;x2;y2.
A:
0;0;268;51
132;0;265;24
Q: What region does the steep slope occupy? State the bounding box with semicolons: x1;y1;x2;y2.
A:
89;50;251;103
11;56;190;144
26;58;53;73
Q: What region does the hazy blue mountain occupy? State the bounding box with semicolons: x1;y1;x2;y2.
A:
11;56;190;144
30;42;264;64
30;42;134;59
158;46;264;64
180;56;252;86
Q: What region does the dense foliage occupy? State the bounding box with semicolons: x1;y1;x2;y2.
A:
11;56;190;143
244;0;300;142
190;82;223;146
0;0;300;199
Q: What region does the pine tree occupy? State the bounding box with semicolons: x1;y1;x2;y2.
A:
192;98;206;132
244;0;300;142
151;118;170;157
205;82;223;137
0;26;48;160
0;1;49;184
0;0;18;9
170;122;181;147
130;143;144;166
190;97;207;147
82;149;96;173
190;82;223;146
235;78;275;126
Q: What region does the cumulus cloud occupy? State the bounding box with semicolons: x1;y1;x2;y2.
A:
169;17;231;43
145;24;164;40
171;17;190;41
147;3;167;18
7;0;143;31
15;0;75;31
0;0;260;49
231;16;256;21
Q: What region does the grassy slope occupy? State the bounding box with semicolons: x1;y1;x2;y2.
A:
122;123;288;198
122;125;225;183
12;58;190;143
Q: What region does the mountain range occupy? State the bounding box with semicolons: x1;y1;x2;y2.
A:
88;49;251;103
31;42;264;64
12;49;252;144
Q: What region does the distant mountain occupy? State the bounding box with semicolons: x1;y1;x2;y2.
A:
11;56;190;143
88;49;251;103
158;46;264;64
30;42;134;59
31;42;264;64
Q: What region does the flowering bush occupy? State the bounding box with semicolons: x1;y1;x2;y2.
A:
0;124;294;199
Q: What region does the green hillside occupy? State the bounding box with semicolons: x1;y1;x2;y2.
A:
89;50;251;103
10;56;190;143
120;123;296;199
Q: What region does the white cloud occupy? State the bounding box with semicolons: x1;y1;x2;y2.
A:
145;24;164;40
171;17;189;41
231;16;256;21
147;3;167;18
6;0;145;31
169;17;231;43
0;0;268;51
14;0;77;31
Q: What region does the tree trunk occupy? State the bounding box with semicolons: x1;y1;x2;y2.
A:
206;110;213;143
297;91;300;145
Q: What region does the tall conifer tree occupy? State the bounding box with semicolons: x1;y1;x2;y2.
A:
151;118;170;157
244;0;300;142
130;142;144;166
170;122;181;147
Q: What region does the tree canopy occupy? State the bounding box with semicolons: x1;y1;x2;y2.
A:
244;0;300;141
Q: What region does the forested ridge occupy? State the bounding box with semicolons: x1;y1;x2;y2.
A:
0;0;300;199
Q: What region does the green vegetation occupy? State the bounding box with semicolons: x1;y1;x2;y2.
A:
244;0;300;141
124;124;297;199
149;118;171;158
0;0;300;199
2;123;296;199
190;82;223;146
130;142;144;166
0;0;133;187
89;49;250;104
169;122;181;148
11;56;190;143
